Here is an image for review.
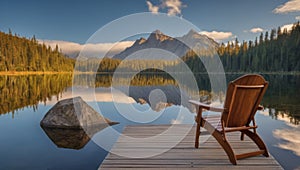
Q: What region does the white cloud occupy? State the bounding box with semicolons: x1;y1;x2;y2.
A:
296;16;300;20
273;0;300;13
146;0;185;16
162;0;184;16
199;31;233;42
281;23;294;31
146;1;159;14
250;27;264;33
38;40;134;58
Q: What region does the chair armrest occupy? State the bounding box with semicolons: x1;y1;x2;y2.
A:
189;100;224;112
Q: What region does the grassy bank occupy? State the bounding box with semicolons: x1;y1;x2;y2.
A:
0;71;299;76
0;71;73;76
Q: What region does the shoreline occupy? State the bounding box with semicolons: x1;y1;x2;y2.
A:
0;71;73;76
0;71;299;76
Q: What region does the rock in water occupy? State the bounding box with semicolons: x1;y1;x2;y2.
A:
41;127;93;149
40;96;117;129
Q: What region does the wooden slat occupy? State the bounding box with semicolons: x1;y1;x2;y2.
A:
99;125;282;170
101;167;282;170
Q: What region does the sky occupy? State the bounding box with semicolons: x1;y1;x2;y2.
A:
1;0;300;56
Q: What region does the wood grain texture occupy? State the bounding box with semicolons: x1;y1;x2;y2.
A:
99;125;282;170
189;74;270;164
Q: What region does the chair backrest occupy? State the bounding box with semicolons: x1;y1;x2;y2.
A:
222;74;268;127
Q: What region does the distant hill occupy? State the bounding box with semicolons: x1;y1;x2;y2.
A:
113;29;218;60
0;31;74;72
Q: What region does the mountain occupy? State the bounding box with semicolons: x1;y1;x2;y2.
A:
178;29;219;51
113;29;219;60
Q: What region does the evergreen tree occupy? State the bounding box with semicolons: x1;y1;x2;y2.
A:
0;30;75;72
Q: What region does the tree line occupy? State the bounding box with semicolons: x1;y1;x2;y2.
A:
1;22;299;73
0;30;74;72
93;22;300;73
218;22;300;72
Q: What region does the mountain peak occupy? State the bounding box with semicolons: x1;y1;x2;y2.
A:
149;30;173;42
179;29;218;48
187;29;199;35
133;37;147;45
152;29;163;35
113;29;218;60
182;29;204;39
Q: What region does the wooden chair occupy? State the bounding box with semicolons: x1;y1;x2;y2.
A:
189;74;269;165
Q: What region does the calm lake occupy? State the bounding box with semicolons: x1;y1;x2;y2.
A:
0;73;299;170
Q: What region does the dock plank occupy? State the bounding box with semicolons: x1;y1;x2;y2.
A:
100;125;282;170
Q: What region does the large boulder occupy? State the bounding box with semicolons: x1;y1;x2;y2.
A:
40;96;117;129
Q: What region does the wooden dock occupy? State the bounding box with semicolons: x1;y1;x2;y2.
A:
100;124;282;169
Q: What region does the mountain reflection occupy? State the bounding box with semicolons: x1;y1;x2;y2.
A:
0;73;299;125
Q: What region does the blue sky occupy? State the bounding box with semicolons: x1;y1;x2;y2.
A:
1;0;300;45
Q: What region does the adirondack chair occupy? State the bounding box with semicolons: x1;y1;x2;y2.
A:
189;74;269;165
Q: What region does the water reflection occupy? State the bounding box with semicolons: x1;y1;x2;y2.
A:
0;73;299;125
261;74;300;125
225;74;300;124
70;87;136;104
41;124;111;150
274;127;300;156
73;73;300;125
0;73;299;169
41;128;91;150
122;85;192;112
264;108;299;125
0;74;72;116
260;108;300;157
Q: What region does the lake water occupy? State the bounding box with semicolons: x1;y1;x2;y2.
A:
0;73;299;169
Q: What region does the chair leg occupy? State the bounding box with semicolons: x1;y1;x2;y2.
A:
202;121;237;165
212;131;237;165
241;130;269;157
195;120;200;148
195;108;203;148
240;132;244;141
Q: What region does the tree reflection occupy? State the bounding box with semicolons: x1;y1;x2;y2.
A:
226;74;300;125
262;74;300;125
0;73;299;125
0;74;72;116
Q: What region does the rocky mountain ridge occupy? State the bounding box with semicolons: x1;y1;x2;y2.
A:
113;29;219;60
